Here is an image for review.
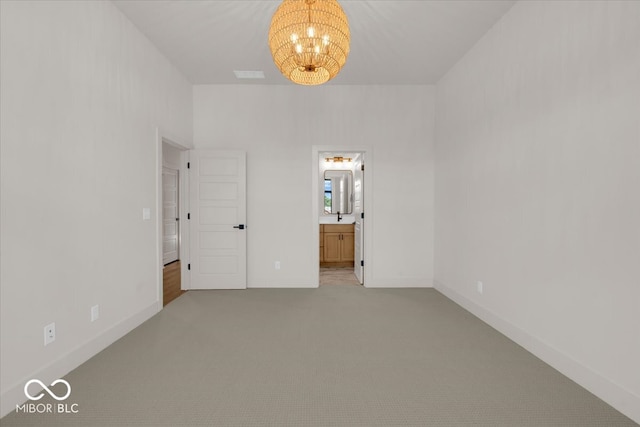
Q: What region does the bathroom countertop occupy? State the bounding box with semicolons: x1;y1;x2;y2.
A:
319;215;356;224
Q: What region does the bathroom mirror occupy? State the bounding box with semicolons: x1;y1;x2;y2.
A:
324;170;353;214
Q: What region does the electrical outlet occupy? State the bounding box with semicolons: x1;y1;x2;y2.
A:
91;305;99;322
274;261;281;270
477;281;484;294
44;323;56;346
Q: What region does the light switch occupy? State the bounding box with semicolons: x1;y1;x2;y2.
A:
142;208;151;220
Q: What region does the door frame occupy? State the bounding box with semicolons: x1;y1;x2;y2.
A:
156;128;192;306
311;145;373;287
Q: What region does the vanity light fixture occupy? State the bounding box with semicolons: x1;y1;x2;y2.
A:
325;156;352;163
269;0;350;86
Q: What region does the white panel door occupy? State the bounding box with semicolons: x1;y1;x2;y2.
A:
162;167;179;265
353;159;364;284
190;150;246;289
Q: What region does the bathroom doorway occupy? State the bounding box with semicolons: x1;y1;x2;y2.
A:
312;147;370;287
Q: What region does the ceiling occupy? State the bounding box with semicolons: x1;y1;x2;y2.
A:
112;0;515;85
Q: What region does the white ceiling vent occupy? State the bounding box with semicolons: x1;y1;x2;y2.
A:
233;70;265;79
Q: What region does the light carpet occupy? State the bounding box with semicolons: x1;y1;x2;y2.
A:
1;287;636;426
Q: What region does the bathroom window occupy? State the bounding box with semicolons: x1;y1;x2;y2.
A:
324;179;332;213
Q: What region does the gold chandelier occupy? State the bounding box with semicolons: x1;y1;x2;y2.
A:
269;0;350;86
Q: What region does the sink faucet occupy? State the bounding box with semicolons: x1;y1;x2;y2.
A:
337;211;342;222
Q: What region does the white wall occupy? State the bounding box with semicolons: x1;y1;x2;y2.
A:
194;85;435;288
434;1;640;422
0;0;192;416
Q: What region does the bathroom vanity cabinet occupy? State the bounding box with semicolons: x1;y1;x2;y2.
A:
320;224;354;267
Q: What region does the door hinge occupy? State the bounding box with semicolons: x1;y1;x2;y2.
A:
187;162;190;169
361;212;364;219
361;260;364;267
187;213;190;220
361;164;364;171
187;263;191;270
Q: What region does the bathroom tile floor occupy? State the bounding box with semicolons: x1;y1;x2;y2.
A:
319;267;361;286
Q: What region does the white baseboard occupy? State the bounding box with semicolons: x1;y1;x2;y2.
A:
0;301;160;418
365;278;433;288
248;281;317;288
246;279;433;288
433;280;640;424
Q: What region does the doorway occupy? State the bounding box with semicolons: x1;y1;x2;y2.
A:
158;135;190;306
162;167;179;265
312;147;371;287
162;163;182;305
